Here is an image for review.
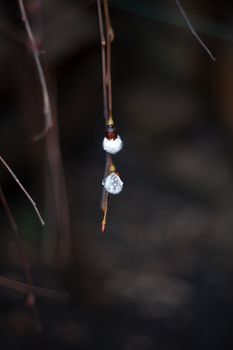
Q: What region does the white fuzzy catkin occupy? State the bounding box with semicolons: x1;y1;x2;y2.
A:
102;173;123;194
102;135;123;154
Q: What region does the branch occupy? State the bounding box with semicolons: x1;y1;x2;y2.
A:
174;0;216;61
0;187;33;288
17;0;53;140
0;155;44;226
0;187;41;329
97;1;115;233
18;0;71;264
0;275;69;301
0;17;26;45
97;0;108;122
103;0;114;115
101;153;112;233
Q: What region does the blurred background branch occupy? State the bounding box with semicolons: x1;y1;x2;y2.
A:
0;0;232;348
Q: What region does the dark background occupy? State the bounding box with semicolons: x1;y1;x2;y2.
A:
0;0;233;349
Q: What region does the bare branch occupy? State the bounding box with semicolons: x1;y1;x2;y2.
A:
101;153;112;233
0;155;44;226
17;0;53;140
19;1;71;264
97;1;119;233
0;275;69;301
0;187;33;289
0;187;41;329
97;0;108;122
0;17;26;45
174;0;216;61
103;0;114;115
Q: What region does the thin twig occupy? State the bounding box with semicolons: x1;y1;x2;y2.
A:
44;74;71;264
174;0;216;61
0;187;33;288
0;17;26;45
101;154;113;233
101;192;108;233
0;155;44;226
101;153;112;211
17;0;53;140
97;0;111;232
0;275;69;301
103;0;114;115
0;187;41;329
20;1;71;264
98;0;115;233
32;1;71;264
97;0;108;122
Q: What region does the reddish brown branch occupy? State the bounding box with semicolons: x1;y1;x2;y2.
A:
44;79;71;264
17;0;53;140
101;153;112;211
98;0;115;233
101;154;113;233
19;1;71;264
103;0;114;115
97;0;108;121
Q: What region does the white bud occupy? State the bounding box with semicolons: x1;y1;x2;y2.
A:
102;135;123;154
102;172;123;194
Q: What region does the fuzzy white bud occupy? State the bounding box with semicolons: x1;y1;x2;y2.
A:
102;173;123;194
102;135;123;154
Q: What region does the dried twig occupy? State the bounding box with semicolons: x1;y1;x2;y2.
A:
0;155;44;225
0;187;33;289
0;275;69;301
18;0;71;263
0;187;41;329
30;0;71;264
17;0;53;140
174;0;216;61
44;78;71;264
0;17;26;45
